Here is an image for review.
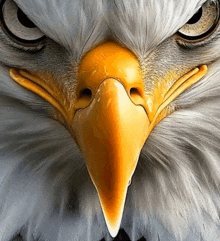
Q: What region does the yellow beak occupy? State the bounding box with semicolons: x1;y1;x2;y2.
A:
72;42;150;237
73;78;149;237
9;41;207;238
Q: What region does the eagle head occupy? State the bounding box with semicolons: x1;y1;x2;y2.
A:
1;0;220;240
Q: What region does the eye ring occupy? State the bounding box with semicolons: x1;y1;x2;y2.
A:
0;0;46;46
177;1;220;43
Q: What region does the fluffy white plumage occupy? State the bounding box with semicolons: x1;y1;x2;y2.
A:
1;0;220;240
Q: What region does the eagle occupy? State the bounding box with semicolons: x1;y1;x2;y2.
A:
1;0;220;240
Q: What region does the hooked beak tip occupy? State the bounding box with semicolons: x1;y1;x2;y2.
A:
96;185;129;238
103;207;123;238
108;225;121;238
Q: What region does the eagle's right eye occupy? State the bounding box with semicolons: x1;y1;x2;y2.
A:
0;0;45;45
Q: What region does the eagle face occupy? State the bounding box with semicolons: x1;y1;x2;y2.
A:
1;0;220;240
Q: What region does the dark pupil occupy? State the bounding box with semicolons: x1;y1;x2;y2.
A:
187;7;203;24
17;8;36;28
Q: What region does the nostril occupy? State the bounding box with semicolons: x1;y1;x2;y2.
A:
129;87;144;105
130;88;140;97
80;88;92;98
75;88;93;110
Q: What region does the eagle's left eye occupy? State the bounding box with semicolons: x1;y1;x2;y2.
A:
178;1;220;41
0;0;45;45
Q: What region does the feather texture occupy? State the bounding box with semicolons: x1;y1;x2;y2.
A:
1;0;220;240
